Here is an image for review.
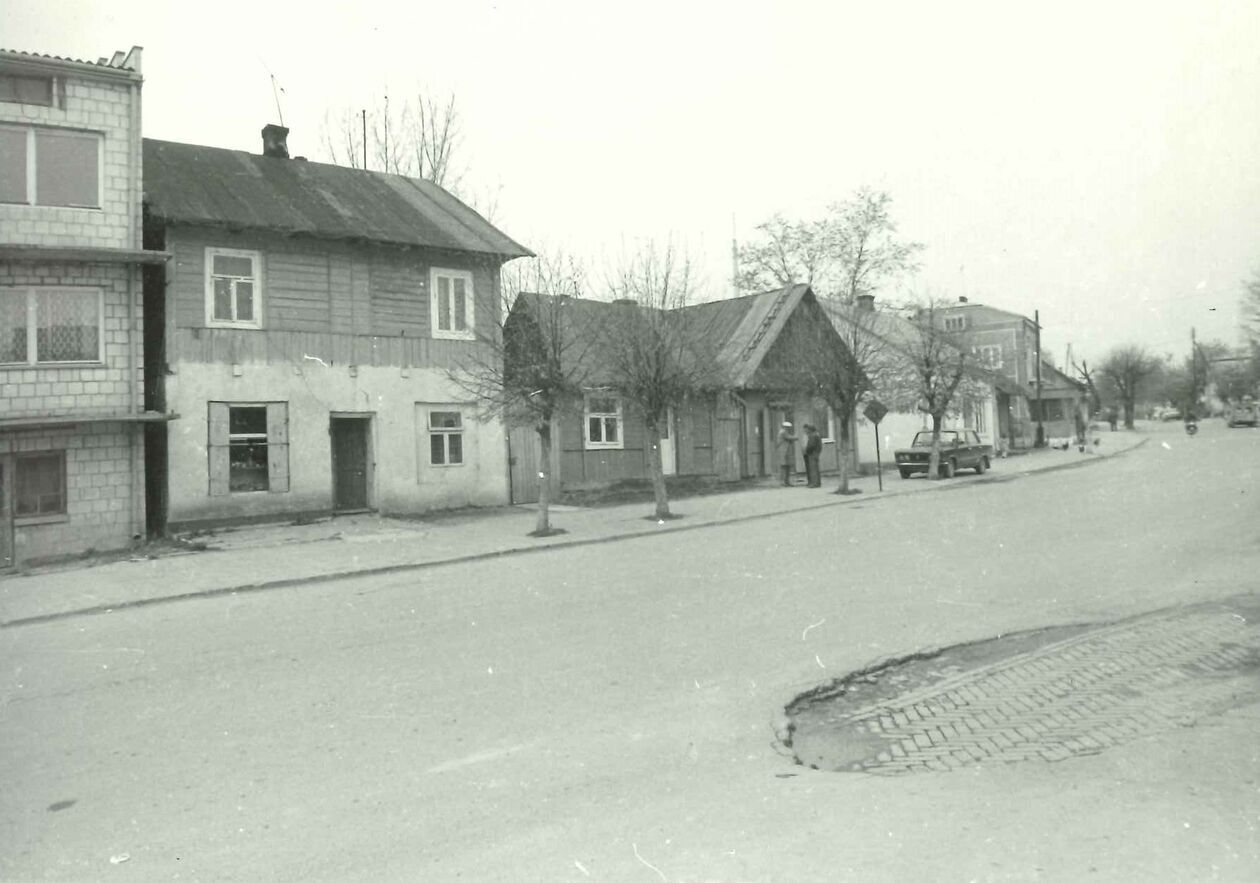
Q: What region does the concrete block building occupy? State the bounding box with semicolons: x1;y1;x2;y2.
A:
0;46;169;569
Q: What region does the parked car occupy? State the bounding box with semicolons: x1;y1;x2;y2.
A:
895;429;994;479
1225;398;1259;428
1156;405;1182;421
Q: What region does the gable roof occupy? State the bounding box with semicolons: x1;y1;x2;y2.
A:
822;300;1026;397
511;284;827;389
143;139;531;259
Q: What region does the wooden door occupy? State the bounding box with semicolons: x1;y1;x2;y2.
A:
331;418;370;512
508;425;540;504
0;456;12;570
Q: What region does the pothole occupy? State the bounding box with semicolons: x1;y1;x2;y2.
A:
782;601;1260;774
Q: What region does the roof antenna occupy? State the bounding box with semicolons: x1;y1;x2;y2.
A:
260;58;285;126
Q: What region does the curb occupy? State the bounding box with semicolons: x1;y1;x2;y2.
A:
0;436;1149;630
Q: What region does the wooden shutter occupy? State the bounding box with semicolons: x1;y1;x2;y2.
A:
266;402;289;493
208;402;229;497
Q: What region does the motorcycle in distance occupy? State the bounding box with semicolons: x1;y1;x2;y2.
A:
1184;414;1199;436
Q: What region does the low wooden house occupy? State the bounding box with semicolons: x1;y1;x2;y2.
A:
505;284;855;501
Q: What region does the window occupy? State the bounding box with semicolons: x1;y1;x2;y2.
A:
0;73;56;106
428;410;464;466
944;316;967;332
974;344;1002;368
431;268;475;339
0;287;102;365
585;395;622;449
205;248;262;328
15;452;66;519
207;402;289;496
0;125;100;207
1030;399;1065;422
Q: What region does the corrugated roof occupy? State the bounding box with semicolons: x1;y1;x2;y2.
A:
513;285;819;389
143;139;532;259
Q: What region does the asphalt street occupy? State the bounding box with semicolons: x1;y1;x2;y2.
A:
2;421;1258;882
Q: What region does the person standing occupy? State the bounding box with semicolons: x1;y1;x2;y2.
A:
776;421;798;486
803;423;822;487
1074;409;1087;453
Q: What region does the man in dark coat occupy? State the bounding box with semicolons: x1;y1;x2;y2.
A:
803;424;823;487
776;421;798;486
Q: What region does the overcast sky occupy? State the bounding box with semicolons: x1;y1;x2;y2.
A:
5;0;1258;365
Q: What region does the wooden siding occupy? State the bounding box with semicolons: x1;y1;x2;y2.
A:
173;328;486;369
165;226;503;366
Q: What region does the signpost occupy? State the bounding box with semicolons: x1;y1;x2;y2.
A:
862;399;889;492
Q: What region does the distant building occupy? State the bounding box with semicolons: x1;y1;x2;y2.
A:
0;47;170;569
934;298;1085;447
141;128;530;531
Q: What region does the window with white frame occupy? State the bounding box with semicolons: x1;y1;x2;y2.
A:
205;248;262;328
430;268;475;339
0;125;100;207
810;406;836;442
428;410;464;466
585;395;622;449
974;344;1002;368
0;287;103;365
207;402;289;496
944;316;967;332
15;451;66;519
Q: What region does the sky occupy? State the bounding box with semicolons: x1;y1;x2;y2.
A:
5;0;1258;366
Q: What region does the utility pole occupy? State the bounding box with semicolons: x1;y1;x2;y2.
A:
361;109;367;170
1034;309;1045;447
1190;326;1198;418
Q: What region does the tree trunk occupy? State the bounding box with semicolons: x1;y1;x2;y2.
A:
1123;399;1135;430
927;412;944;480
646;419;672;519
532;422;553;536
835;436;851;493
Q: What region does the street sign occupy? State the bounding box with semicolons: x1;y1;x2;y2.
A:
863;399;888;425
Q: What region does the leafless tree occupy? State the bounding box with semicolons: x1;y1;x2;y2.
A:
1072;357;1103;415
883;298;985;479
321;89;462;188
775;300;890;493
451;250;594;536
1241;269;1260;344
737;187;922;301
1098;344;1158;429
601;241;719;520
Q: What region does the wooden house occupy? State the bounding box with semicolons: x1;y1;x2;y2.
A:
505;284;855;501
142;127;530;531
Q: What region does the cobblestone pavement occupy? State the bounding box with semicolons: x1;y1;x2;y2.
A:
788;600;1260;774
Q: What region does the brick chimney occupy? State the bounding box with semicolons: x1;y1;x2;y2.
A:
856;294;875;312
261;124;290;159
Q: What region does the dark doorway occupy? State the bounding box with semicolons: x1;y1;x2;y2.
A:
0;456;12;569
331;417;371;512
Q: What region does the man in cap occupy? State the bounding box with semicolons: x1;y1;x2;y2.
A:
776;421;799;486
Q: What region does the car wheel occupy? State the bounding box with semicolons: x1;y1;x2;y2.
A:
941;459;955;479
899;468;911;479
975;457;987;475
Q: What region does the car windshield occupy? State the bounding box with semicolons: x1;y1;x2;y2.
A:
912;431;957;446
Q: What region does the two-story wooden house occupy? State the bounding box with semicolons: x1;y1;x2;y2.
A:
142;127;530;532
1;46;170;569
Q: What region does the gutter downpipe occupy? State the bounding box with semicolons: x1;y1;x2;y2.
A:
128;68;142;545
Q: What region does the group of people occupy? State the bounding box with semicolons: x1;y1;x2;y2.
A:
776;421;823;488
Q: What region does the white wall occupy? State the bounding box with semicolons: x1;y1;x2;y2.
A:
165;362;507;527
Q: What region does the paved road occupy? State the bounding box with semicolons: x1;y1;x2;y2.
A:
2;420;1258;881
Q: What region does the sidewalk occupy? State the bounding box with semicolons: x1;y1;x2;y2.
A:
0;430;1148;627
